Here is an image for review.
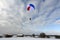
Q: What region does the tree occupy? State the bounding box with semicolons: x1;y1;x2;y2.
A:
32;34;35;37
39;33;46;38
4;34;13;38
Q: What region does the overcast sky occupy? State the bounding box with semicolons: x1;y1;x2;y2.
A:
0;0;60;34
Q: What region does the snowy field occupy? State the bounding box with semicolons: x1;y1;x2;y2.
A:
0;37;60;40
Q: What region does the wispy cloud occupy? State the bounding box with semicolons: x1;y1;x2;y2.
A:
0;0;60;34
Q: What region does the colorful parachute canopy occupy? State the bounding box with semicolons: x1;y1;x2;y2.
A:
27;4;35;11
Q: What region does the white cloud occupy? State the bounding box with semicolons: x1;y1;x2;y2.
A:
55;20;60;24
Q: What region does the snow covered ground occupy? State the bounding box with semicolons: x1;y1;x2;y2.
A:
0;37;60;40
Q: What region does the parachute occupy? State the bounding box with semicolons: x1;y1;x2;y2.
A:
27;4;35;11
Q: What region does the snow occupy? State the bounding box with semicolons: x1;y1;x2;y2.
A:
0;37;59;40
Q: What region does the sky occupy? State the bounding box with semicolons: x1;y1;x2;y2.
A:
0;0;60;35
